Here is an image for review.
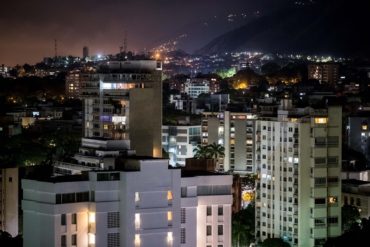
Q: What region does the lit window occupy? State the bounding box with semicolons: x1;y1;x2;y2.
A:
134;234;141;246
246;140;253;145
88;233;95;245
103;124;109;130
135;213;140;229
362;125;368;131
135;192;140;202
167;191;173;201
314;118;328;124
167;211;173;221
167;232;173;244
328;196;338;204
89;212;96;224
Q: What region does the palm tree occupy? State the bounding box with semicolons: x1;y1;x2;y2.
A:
193;144;210;159
207;143;225;159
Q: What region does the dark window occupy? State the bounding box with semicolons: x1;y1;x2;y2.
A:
61;214;66;226
62;193;75;204
207;206;212;216
61;235;66;247
8;177;12;183
72;213;77;225
76;192;89;202
218;225;223;235
315;198;326;205
71;234;77;246
328;217;338;225
218;206;223;216
206;225;212;236
56;194;62;204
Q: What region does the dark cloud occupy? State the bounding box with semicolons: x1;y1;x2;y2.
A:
0;0;289;65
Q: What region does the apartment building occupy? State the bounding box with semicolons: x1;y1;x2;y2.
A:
66;70;81;99
342;179;370;219
180;171;233;247
80;60;163;157
162;125;201;167
53;138;133;175
255;105;342;247
23;158;181;247
0;167;18;237
346;113;370;164
201;111;257;173
308;63;339;85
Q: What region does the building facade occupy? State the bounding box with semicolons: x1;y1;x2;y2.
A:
201;111;257;173
181;171;233;247
162;125;201;167
347;114;370;164
255;106;342;247
80;60;163;157
0;167;18;237
66;70;81;99
23;158;181;247
308;63;339;85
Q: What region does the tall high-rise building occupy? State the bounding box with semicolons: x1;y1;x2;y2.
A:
0;167;18;237
201;111;257;173
255;105;342;247
308;63;339;85
80;60;163;157
83;46;89;58
65;70;81;99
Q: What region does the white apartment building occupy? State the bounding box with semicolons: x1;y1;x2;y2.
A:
201;111;257;173
184;80;210;99
0;167;18;237
255;105;342;247
180;171;233;247
53;138;133;175
162;125;201;167
23;158;181;247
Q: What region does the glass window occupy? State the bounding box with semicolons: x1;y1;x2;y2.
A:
72;213;77;225
218;225;223;235
207;206;212;216
61;214;66;226
218;206;223;216
206;225;212;236
61;235;66;247
71;234;77;246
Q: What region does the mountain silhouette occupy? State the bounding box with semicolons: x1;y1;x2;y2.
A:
197;0;370;57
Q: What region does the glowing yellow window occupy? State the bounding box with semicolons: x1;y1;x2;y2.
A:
103;124;109;130
167;211;173;221
167;191;173;201
89;212;96;223
328;196;338;204
134;234;141;246
88;233;95;244
314;118;328;124
362;125;368;131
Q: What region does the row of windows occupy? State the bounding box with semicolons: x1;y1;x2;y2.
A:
56;192;89;204
61;234;76;247
206;225;224;236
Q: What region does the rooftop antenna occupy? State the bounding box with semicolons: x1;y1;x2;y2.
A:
54;39;58;59
123;30;128;53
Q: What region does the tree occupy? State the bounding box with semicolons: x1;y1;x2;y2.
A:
193;144;211;159
342;204;360;231
232;204;255;247
207;143;225;159
261;238;290;247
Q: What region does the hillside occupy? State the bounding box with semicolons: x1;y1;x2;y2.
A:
197;1;370;56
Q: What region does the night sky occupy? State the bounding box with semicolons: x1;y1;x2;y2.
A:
0;0;290;65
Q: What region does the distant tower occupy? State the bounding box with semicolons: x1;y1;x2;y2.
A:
83;46;89;58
